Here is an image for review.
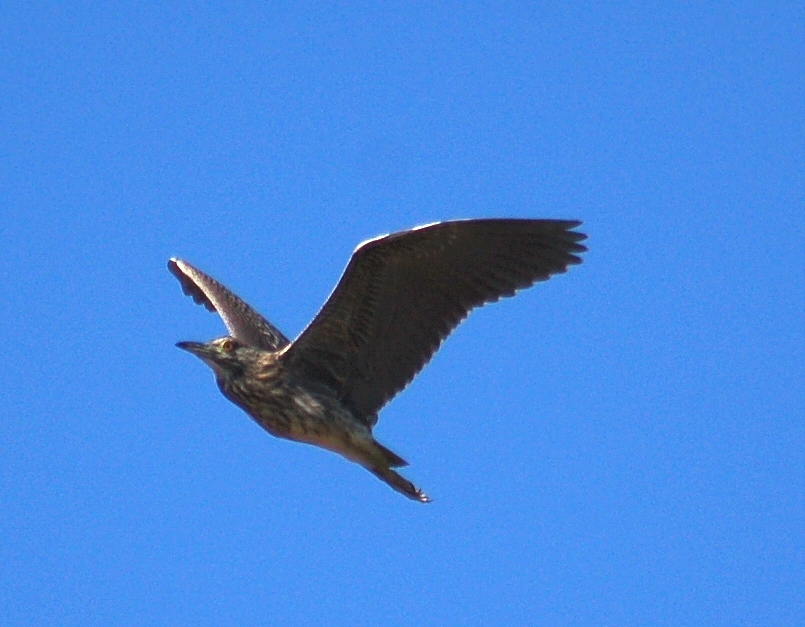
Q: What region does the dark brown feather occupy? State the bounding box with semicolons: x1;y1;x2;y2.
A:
168;258;290;351
281;219;586;424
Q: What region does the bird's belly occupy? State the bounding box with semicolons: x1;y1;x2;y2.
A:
233;382;370;463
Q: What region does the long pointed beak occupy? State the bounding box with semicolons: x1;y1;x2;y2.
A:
176;341;215;358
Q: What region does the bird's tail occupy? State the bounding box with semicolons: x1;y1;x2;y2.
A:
342;436;429;502
361;439;430;502
374;441;409;467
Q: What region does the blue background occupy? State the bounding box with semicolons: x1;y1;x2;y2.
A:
1;2;802;625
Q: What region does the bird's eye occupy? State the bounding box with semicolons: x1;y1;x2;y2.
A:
221;339;234;352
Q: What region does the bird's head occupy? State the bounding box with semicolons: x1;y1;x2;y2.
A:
176;336;252;381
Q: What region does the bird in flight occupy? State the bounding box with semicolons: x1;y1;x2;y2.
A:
170;219;586;502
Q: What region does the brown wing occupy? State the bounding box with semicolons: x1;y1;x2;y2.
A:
281;219;587;424
168;258;290;351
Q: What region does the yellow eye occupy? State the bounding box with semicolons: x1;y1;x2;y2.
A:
221;339;234;352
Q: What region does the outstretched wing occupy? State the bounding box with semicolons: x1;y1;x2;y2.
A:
168;258;290;351
281;219;587;423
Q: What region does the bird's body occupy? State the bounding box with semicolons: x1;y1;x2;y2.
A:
171;219;587;502
193;337;422;498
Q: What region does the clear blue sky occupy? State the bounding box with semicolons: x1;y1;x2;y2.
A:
1;2;802;625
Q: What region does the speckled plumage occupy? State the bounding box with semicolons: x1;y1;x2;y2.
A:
171;219;587;501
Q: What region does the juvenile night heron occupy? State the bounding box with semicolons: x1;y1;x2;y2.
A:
170;219;586;502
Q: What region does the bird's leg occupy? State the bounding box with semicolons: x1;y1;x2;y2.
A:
369;465;431;503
